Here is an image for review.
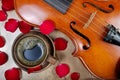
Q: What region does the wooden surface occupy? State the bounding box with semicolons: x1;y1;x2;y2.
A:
14;0;120;79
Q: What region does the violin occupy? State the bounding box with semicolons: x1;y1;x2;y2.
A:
14;0;120;79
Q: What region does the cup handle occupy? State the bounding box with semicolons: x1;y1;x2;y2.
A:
47;55;56;64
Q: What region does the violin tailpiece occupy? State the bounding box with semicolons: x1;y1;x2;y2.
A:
104;24;120;46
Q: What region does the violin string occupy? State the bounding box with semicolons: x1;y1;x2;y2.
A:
43;0;105;38
56;1;107;35
73;1;109;29
38;1;105;38
39;1;119;62
55;0;109;34
66;12;104;37
64;0;109;26
54;0;106;37
59;17;116;54
57;0;108;30
53;1;118;51
38;2;116;52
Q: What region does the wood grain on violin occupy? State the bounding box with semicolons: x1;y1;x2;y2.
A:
14;0;120;79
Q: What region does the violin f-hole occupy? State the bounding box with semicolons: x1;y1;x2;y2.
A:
82;2;114;13
70;21;91;50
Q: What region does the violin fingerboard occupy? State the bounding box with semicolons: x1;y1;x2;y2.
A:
44;0;73;14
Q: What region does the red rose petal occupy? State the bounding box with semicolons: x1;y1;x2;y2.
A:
0;10;7;21
19;21;32;34
27;65;42;74
5;67;21;80
55;63;70;78
40;20;55;34
71;72;80;80
54;38;68;50
0;51;8;65
2;0;14;11
0;36;6;48
5;18;19;32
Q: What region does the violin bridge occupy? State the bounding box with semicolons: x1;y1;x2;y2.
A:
83;11;97;29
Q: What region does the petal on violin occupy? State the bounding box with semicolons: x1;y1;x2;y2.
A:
39;20;55;35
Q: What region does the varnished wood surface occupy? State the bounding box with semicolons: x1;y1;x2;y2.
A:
14;0;120;79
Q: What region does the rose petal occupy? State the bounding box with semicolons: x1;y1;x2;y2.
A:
5;67;21;80
55;63;70;78
5;18;19;32
0;36;6;48
0;51;8;65
40;20;55;34
2;0;14;11
54;38;68;50
27;65;42;74
71;72;80;80
0;10;7;21
19;21;32;34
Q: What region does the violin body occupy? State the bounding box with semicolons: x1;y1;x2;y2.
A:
14;0;120;79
